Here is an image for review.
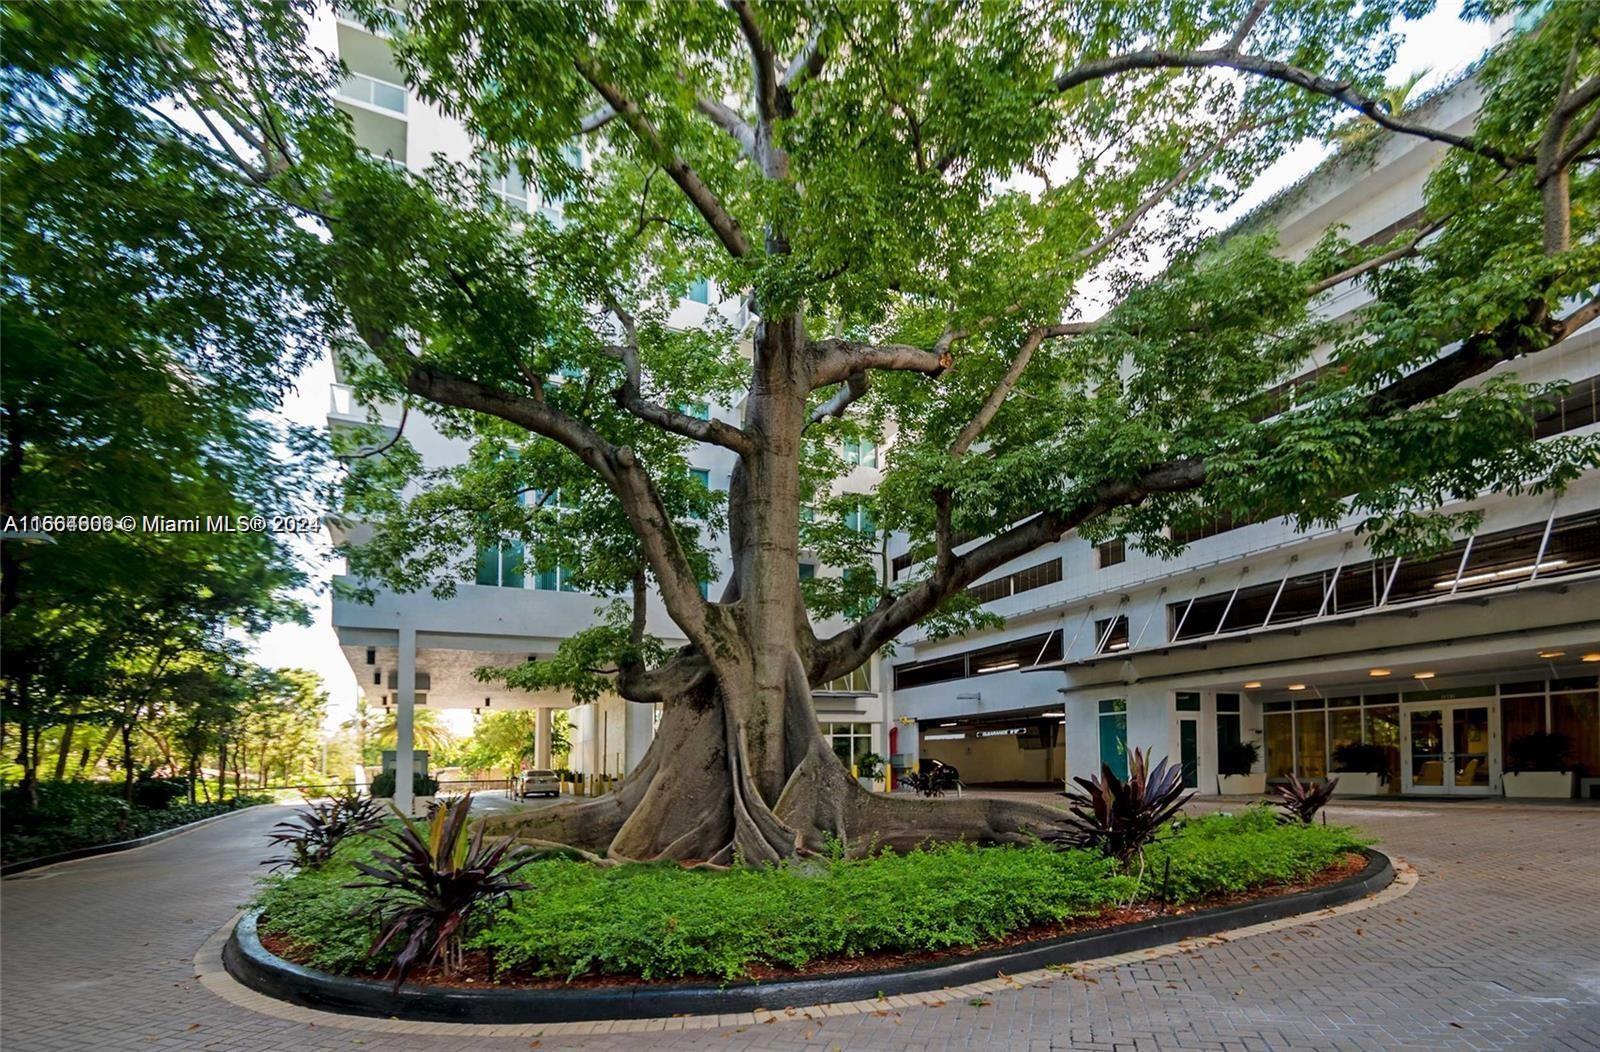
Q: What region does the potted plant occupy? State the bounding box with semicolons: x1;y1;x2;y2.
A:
1503;731;1574;798
1216;739;1265;795
855;752;887;790
1331;742;1389;796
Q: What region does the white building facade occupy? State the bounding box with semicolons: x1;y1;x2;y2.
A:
888;78;1600;798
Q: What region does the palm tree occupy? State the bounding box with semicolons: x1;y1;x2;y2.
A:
373;707;454;754
1334;69;1431;142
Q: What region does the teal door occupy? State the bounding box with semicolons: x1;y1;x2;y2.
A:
1179;718;1199;788
1098;700;1128;779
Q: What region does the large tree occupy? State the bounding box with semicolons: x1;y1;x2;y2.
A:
25;0;1600;862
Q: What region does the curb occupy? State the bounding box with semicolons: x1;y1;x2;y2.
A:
2;803;277;878
225;848;1394;1024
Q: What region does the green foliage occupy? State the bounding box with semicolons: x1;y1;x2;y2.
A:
1331;742;1389;776
1273;774;1340;824
346;795;533;986
1217;740;1261;778
1139;808;1366;905
258;812;1363;982
266;794;386;872
448;710;573;775
0;782;270;862
369;771;440;799
1506;731;1571;772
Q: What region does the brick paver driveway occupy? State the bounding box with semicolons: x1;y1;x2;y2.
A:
2;799;1597;1051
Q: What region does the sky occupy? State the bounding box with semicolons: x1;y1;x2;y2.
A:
246;5;1500;732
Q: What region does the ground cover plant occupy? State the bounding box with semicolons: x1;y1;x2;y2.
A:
254;807;1365;984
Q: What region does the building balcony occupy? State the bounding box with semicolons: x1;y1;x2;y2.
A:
335;71;407;117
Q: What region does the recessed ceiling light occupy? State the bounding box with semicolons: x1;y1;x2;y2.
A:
1369;668;1391;677
938;721;958;727
1413;671;1436;680
1538;649;1566;659
1243;681;1262;689
1040;710;1065;717
1583;653;1600;663
1288;683;1307;691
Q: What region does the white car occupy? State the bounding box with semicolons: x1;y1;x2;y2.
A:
517;769;561;798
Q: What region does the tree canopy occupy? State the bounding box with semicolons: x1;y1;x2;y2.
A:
8;0;1597;861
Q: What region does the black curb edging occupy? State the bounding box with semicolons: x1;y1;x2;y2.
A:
224;848;1394;1024
2;804;276;878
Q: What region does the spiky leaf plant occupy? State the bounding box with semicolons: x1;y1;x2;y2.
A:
346;793;530;988
1273;774;1338;824
265;794;385;871
1051;749;1193;868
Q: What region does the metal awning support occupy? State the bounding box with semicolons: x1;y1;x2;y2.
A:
1448;534;1476;596
1064;603;1095;659
1316;544;1351;618
1210;567;1250;638
1171;577;1206;640
1262;555;1298;626
1131;586;1168;649
1529;499;1560;581
1379;554;1403;607
1095;596;1130;653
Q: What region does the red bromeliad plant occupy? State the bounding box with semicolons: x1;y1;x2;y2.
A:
1273;774;1338;825
346;794;530;988
265;794;385;872
1051;749;1193;868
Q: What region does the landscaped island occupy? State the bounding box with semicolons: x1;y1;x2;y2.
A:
253;807;1365;986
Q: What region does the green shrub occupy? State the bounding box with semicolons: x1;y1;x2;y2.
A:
1139;807;1367;904
368;770;440;798
254;809;1369;984
1;787;271;862
130;777;188;810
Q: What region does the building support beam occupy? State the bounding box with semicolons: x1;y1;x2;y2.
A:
535;706;553;769
395;624;416;816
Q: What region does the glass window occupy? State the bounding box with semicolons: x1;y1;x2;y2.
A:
1501;694;1546;751
1552;690;1599;775
1095;615;1130;653
1329;708;1363;766
698;579;710;600
1175;691;1201;712
1215;692;1241;713
1179;718;1199;788
1364;705;1400;791
476;542;524;587
687;277;711;304
1096;539;1126;568
1264;712;1294;779
798;562;816;581
1294;710;1327;779
823;722;872;769
844;502;876;536
841;436;877;468
1098;701;1128;780
681;402;711;420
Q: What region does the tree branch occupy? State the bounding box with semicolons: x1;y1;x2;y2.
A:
728;0;778;124
579;102;618;133
1051;49;1523;170
694;94;758;159
1306;214;1448;295
807;370;871;429
808;339;952;387
602;301;755;454
781;20;827;88
400;360;722;654
574;58;753;257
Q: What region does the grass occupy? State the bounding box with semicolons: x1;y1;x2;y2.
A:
253;806;1366;983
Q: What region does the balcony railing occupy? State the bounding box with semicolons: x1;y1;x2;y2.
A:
335;2;405;34
336;71;407;116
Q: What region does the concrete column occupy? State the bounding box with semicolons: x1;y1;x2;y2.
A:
622;700;653;775
395;624;416;816
534;707;552;769
587;703;602;794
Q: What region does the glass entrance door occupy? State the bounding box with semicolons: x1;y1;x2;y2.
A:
1402;700;1497;794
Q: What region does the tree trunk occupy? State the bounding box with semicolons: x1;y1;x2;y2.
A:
483;651;1071;863
121;721;135;803
482;310;1076;863
53;702;79;781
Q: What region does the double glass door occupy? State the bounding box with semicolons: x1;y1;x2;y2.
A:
1402;700;1497;794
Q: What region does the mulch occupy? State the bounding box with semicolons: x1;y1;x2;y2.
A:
259;851;1367;991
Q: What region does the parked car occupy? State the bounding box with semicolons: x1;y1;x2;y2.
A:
517;769;561;798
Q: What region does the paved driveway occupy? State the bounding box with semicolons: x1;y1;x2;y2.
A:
2;799;1597;1051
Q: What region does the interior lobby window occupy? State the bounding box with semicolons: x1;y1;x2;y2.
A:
1552;686;1600;776
1264;710;1294;778
476;542;524;588
1216;693;1242;753
1294;703;1328;779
